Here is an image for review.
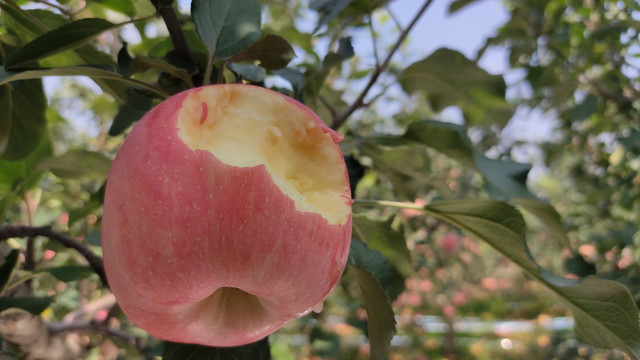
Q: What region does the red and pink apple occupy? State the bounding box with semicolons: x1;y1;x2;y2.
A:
101;84;353;347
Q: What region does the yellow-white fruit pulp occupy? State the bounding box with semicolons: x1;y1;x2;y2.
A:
177;86;350;225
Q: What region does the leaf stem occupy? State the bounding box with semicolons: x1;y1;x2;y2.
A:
204;50;216;86
330;0;434;130
353;199;425;211
0;225;107;287
29;0;73;17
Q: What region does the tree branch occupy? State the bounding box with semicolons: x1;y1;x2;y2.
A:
0;225;107;287
330;0;434;130
51;321;152;359
157;5;193;59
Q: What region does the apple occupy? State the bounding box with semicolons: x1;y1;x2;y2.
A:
101;84;353;347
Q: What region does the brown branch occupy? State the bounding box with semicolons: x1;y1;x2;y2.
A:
51;321;152;360
330;0;435;130
0;225;107;287
158;6;192;56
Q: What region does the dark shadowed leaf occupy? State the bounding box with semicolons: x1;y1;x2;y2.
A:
310;0;355;32
352;215;412;276
228;35;295;70
0;297;53;314
36;266;95;282
274;67;304;100
109;89;154;136
347;238;404;299
228;63;266;82
0;250;19;293
5;18;117;68
423;199;640;360
162;337;270;360
400;48;512;126
192;0;262;59
349;265;396;360
117;42;133;78
35;149;112;179
0;79;47;161
337;36;354;58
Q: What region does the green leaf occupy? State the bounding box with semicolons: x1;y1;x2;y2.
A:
273;68;303;100
360;142;431;199
0;80;47;161
117;42;133;78
448;0;479;14
5;18;117;68
400;48;513;126
0;3;48;38
131;55;193;86
512;197;571;248
36;265;95;282
374;119;533;200
349;265;396;360
192;0;262;59
347;238;404;300
423;199;640;360
571;93;598;122
352;215;412;276
0;133;53;196
0;251;19;293
0;65;169;98
228;34;295;70
109;89;154;136
162;338;270;360
35;149;112;179
0;297;53;314
228;63;266;82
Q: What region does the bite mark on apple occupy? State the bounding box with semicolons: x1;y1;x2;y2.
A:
176;85;351;225
199;101;208;125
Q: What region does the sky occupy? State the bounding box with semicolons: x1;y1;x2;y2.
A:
387;0;510;73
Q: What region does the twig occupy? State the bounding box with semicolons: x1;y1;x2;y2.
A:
51;321;152;360
30;0;73;16
330;0;435;130
157;5;193;60
0;225;107;287
367;15;380;67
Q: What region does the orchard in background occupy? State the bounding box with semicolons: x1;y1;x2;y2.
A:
0;0;639;359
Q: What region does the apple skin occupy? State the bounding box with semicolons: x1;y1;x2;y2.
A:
101;85;352;347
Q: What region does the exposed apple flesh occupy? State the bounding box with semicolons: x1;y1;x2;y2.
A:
101;84;352;347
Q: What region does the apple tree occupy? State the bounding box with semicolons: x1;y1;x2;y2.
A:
0;0;639;358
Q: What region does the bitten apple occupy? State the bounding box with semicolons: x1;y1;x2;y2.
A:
101;84;352;347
